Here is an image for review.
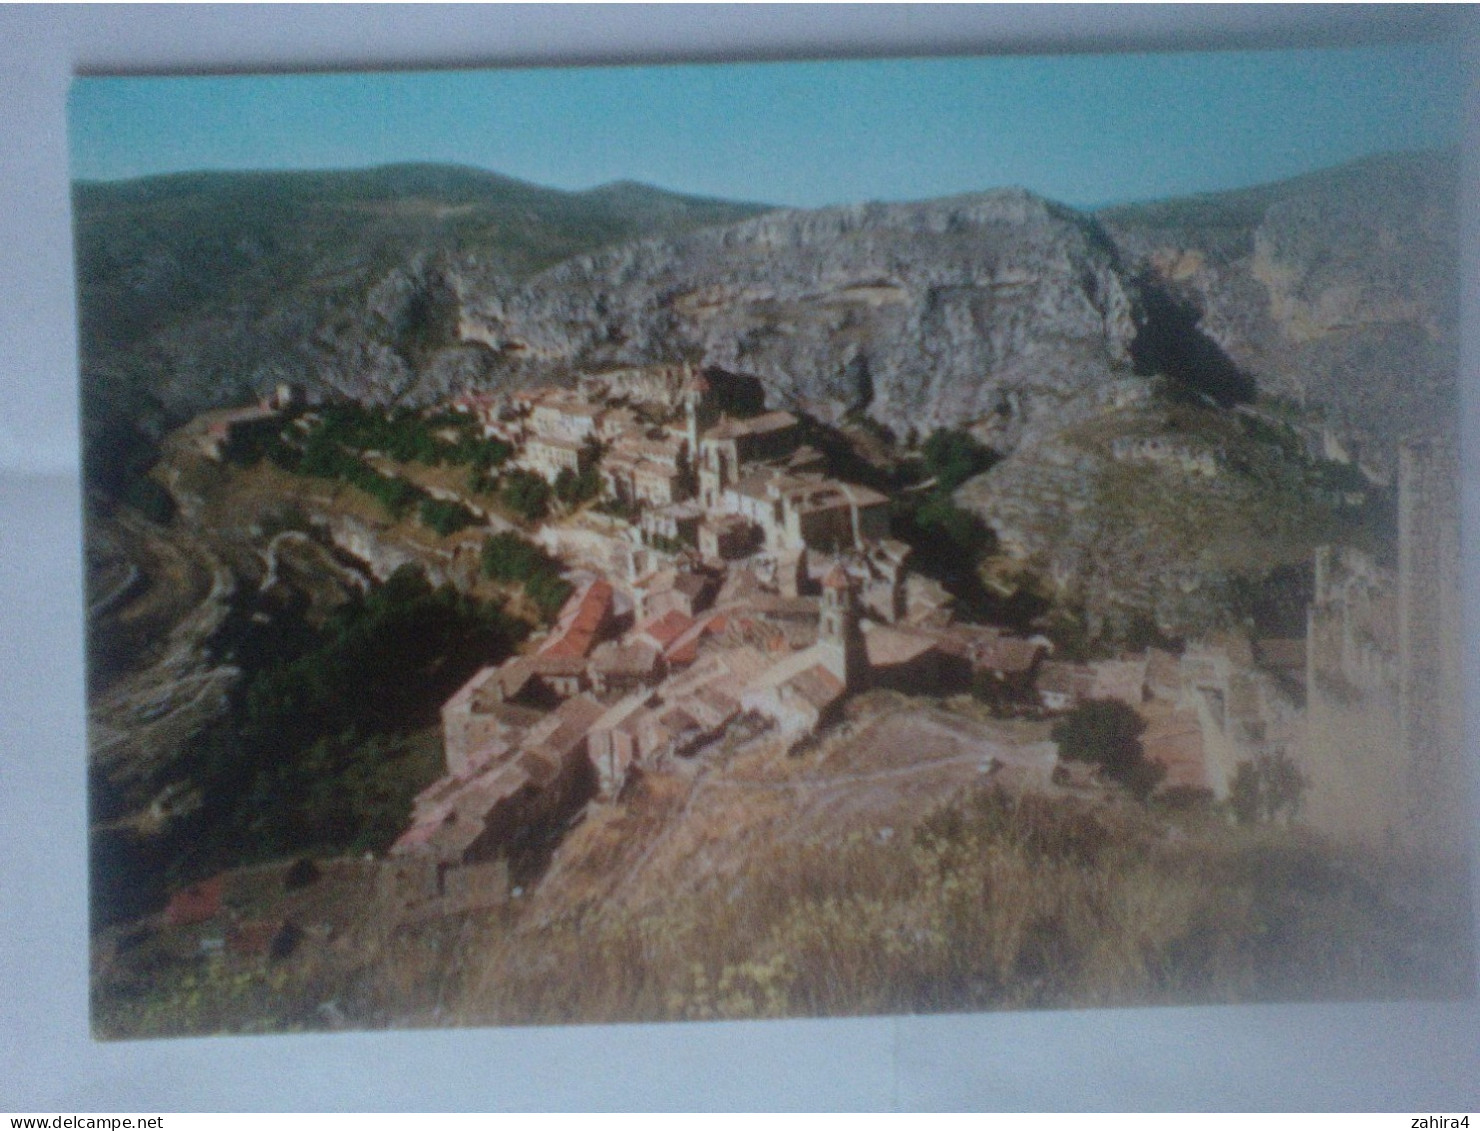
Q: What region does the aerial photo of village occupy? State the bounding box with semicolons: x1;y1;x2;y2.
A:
74;47;1475;1038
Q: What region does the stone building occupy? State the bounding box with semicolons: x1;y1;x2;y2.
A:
697;411;800;507
1396;436;1464;846
440;665;546;776
530;394;604;445
778;479;891;553
712;466;890;555
539;578;617;661
395;693;605;867
588;639;664;696
1299;436;1465;853
640;502;704;550
738;567;867;741
637;567;716;620
580;362;696;408
587;645;771;795
523;436;592;484
965;631;1047;704
601;432;689;507
698;514;761;561
817;564;869;691
863;623;968;697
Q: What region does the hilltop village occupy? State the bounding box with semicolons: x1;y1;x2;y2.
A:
173;361;1458;924
87;340;1469;1036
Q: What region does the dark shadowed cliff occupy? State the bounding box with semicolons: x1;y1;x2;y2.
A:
1098;151;1459;455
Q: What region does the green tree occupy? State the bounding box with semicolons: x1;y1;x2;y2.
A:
419;497;477;537
1230;753;1308;825
526;570;574;622
1051;698;1163;801
479;531;572;623
501;469;552;524
481;530;555;583
914;493;994;559
553;467;580;506
921;428;998;492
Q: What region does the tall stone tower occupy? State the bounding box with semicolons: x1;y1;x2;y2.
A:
1298;433;1465;856
1397;435;1464;848
819;564;868;691
1301;545;1403;844
682;365;707;468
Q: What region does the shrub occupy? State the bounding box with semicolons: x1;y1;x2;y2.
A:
480;532;572;623
480;531;557;584
526;570;574;622
921;428;998;492
1230;753;1308;825
501;470;551;524
295;430;426;520
213;565;523;859
554;465;601;507
419;497;478;538
1051;699;1163;801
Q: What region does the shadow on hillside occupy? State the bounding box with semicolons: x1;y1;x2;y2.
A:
1130;276;1256;408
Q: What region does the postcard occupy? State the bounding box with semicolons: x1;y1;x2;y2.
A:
71;43;1474;1041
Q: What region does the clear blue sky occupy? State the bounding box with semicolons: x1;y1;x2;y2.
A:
69;43;1463;209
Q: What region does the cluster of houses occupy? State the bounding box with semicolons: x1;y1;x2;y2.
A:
387;478;1304;916
453;366;892;561
160;364;1346;924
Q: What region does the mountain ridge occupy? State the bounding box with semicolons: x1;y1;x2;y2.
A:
75;150;1458;475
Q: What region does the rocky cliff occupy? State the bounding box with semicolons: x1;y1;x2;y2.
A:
77;152;1458;463
73;164;771;434
465;189;1139;439
1098;150;1459;460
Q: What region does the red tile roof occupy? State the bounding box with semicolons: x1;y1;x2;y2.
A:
636;609;695;650
164;875;224;927
663;611;728;665
540;578;614;660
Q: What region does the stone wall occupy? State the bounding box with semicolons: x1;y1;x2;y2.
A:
1298;436;1465;855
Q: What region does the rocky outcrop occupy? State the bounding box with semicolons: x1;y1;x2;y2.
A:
72;165;770;430
79;154;1460;641
1098;151;1459;465
468;190;1140;437
323;513;451;586
77;154;1458;471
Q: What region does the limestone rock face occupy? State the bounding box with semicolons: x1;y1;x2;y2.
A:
468;189;1139;438
78;154;1458;515
71;165;769;433
1098;151;1459;462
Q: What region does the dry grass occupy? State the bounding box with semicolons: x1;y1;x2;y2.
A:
438;788;1473;1027
94;782;1474;1039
